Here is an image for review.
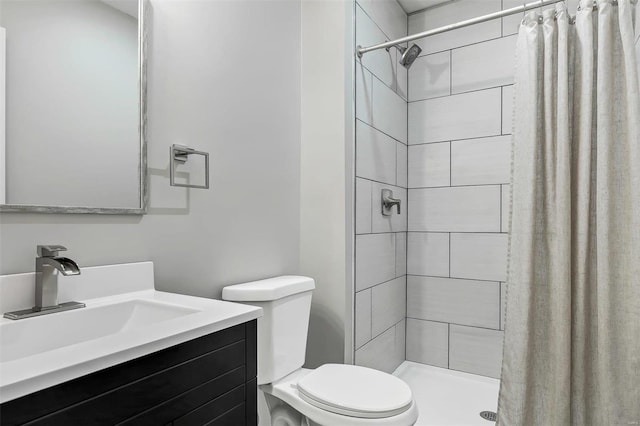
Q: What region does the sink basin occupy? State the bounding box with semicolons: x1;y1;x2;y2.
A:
0;261;263;404
0;300;199;363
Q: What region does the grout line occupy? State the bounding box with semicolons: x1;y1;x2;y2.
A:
360;62;409;107
449;141;452;186
403;231;508;235
447;323;450;368
407;274;501;284
355;2;397;52
448;233;451;278
370;285;373;343
369;179;374;232
406;182;505;190
407;131;511;146
358;275;405;294
500;184;503;232
501;0;504;37
499;281;503;330
408;85;504;104
367;317;406;344
356;118;407;146
407;317;503;333
413;33;506;60
449;49;453;95
356;175;408;190
500;86;504;135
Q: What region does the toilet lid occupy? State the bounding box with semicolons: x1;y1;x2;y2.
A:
296;364;413;419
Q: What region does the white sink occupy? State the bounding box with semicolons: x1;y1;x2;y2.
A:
0;299;199;363
0;261;263;403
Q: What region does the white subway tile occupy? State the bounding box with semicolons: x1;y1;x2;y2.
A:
408;142;450;188
372;277;407;337
409;51;451;101
357;0;408;41
407;276;500;329
450;233;508;281
396;142;407;188
451;135;511;186
356;233;396;291
408;186;501;232
449;324;504;378
451;36;517;93
371;182;407;233
409;88;501;144
356;120;397;184
396;232;407;277
502;85;514;135
408;0;502;55
407;232;449;276
406;319;449;368
355;288;372;348
501;0;522;36
356;64;373;124
501;184;510;232
356;5;396;89
356;178;372;234
355;324;404;373
372;77;408;143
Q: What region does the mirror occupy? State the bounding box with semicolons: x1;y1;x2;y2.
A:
0;0;148;214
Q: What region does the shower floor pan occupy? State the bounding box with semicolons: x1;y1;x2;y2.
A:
393;361;499;426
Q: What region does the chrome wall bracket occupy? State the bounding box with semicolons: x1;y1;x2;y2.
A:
170;144;210;189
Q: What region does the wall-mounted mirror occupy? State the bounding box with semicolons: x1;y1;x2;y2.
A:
0;0;148;214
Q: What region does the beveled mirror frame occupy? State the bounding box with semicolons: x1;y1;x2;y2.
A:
0;0;149;214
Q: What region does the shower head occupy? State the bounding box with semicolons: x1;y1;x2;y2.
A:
385;43;422;69
398;44;422;69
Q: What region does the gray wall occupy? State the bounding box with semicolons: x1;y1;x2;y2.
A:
0;0;302;300
353;0;408;374
300;0;354;368
2;0;140;208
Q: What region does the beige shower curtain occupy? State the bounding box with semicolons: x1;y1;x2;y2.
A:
498;0;640;425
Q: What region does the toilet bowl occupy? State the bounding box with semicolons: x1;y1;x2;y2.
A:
222;276;418;426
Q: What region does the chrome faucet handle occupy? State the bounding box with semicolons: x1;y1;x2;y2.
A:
37;245;67;258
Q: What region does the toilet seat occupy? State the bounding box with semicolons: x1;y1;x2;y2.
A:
262;367;419;425
297;364;413;419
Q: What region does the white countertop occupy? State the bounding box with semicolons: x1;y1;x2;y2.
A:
0;262;262;403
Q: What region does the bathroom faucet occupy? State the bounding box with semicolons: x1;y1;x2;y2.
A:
35;245;81;310
3;245;85;320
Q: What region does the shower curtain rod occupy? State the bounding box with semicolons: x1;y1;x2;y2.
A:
356;0;565;57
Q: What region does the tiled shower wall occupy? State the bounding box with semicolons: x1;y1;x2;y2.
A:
353;0;408;374
405;0;524;379
354;0;638;379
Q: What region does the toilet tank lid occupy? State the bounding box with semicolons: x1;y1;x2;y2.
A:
222;276;315;302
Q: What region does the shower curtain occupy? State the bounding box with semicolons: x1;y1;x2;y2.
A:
498;1;640;425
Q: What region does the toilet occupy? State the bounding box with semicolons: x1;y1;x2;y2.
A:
222;276;419;426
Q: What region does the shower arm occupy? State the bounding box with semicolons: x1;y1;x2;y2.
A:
356;0;565;58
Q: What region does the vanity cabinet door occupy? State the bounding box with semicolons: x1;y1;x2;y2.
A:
0;320;258;426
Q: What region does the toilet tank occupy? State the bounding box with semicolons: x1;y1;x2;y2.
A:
222;276;315;385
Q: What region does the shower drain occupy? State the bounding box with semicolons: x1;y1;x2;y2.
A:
480;411;497;422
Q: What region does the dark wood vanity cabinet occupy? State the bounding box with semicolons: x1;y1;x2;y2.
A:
1;320;258;426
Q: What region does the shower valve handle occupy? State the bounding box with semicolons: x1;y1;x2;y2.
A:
382;189;401;216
